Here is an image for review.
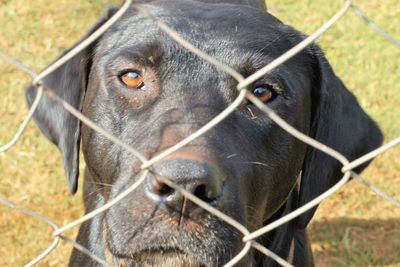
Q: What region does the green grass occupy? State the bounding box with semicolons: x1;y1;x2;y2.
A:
0;0;399;266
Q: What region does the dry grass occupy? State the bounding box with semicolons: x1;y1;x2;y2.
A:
0;0;399;266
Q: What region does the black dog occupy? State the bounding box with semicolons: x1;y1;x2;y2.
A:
26;0;382;266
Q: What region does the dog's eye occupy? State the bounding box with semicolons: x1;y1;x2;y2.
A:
252;84;275;103
120;71;145;89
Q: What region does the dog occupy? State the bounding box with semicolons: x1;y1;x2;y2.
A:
26;0;382;266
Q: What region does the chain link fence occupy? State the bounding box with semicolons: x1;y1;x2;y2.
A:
0;0;399;266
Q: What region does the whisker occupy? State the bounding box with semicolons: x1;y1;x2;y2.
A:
238;161;270;168
87;181;114;187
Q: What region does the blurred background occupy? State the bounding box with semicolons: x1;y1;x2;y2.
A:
0;0;399;266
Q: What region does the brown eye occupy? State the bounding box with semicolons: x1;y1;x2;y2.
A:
252;85;275;103
120;71;145;89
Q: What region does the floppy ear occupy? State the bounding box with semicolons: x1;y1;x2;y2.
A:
25;9;117;194
296;44;383;228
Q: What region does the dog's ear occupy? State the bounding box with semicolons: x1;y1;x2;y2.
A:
296;44;383;228
25;8;118;194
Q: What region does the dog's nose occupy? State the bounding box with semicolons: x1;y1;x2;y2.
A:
145;158;224;210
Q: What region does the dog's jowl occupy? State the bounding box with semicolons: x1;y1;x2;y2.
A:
26;0;382;266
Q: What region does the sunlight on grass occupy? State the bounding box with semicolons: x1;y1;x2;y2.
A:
0;0;399;266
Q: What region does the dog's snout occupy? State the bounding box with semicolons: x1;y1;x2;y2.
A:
146;158;224;210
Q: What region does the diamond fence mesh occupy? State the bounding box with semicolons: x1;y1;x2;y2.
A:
0;0;399;266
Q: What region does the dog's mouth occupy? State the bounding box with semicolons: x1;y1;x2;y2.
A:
104;179;247;267
114;249;208;267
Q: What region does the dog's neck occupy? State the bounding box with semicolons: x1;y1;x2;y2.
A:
256;172;313;267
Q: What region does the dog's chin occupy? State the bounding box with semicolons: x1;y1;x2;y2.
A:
115;250;208;267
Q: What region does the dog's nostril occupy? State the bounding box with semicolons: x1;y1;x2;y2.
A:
153;180;174;196
147;159;225;209
194;184;217;203
159;183;174;196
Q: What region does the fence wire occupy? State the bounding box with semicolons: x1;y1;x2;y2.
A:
0;0;399;266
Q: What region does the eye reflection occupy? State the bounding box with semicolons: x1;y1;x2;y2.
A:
252;85;275;103
120;71;145;90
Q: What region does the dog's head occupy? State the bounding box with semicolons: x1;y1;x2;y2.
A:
26;1;382;266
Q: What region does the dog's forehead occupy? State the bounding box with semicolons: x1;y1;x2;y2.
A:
92;1;313;95
97;1;289;59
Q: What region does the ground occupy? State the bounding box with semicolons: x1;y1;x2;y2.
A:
0;0;399;266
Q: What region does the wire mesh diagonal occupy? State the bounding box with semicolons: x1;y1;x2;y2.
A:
0;0;399;266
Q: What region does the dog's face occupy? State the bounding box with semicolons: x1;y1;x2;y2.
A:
83;2;311;264
26;1;382;266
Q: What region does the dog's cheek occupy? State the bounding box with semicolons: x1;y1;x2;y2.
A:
240;122;306;224
81;89;124;193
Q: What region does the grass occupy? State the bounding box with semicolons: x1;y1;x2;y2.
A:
0;0;399;266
